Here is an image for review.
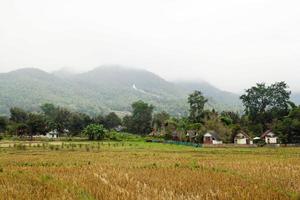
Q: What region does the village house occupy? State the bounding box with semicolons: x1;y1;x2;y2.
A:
186;130;198;142
203;131;223;144
261;130;278;144
46;130;59;139
234;131;253;145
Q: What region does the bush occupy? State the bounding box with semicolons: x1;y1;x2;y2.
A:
83;124;106;140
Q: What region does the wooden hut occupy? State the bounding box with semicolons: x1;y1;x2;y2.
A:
261;130;278;144
203;131;223;144
234;131;253;145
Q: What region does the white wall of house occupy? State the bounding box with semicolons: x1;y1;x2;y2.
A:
212;140;223;144
46;132;58;139
265;137;277;144
236;138;247;145
204;133;223;144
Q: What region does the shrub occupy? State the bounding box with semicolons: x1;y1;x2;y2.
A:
82;124;106;140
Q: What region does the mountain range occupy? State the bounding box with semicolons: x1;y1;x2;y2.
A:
0;66;299;116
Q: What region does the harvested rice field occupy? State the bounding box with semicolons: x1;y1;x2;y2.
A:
0;142;300;200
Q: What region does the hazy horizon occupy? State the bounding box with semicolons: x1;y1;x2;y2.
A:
1;0;300;93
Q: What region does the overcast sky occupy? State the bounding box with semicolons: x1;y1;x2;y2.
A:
1;0;300;93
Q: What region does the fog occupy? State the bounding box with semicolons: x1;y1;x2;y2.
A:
1;0;300;93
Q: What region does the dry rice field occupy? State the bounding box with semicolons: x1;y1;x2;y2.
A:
0;142;300;200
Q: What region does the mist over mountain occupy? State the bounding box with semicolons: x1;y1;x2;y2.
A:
3;66;298;116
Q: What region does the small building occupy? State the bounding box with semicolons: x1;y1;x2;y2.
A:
186;130;198;142
261;130;278;144
234;131;253;145
203;131;223;144
46;130;59;139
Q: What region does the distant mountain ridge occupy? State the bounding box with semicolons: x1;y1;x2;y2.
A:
0;66;248;116
174;81;242;110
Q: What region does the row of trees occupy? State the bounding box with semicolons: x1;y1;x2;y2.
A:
240;82;300;143
149;82;300;143
0;104;122;138
0;81;299;143
0;100;154;139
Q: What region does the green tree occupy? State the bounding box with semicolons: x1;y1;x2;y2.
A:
0;116;8;133
68;112;91;136
93;115;105;125
126;101;154;135
177;117;190;133
10;107;28;123
188;91;208;123
104;112;121;129
152;111;170;131
221;111;240;125
15;123;30;137
240;82;291;130
27;113;48;138
274;106;300;143
41;103;56;117
41;105;71;136
54;108;72;135
83;124;106;140
123;115;133;131
164;118;178;139
202;111;232;143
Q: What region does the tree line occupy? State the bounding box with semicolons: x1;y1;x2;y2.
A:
0;103;121;139
0;81;299;143
0;100;154;140
149;81;300;144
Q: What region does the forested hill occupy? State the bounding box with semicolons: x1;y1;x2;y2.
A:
174;81;242;111
0;66;244;116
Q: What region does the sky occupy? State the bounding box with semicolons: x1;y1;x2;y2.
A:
1;0;300;93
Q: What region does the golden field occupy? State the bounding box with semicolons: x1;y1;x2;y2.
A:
0;142;300;200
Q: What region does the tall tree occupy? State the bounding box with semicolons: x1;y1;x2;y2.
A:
15;123;30;137
27;113;48;138
68;112;91;136
41;104;71;136
188;90;208;123
152;111;170;131
274;106;300;143
104;112;121;129
123;115;133;131
0;116;8;133
53;108;71;135
240;82;291;130
220;111;241;125
125;101;154;135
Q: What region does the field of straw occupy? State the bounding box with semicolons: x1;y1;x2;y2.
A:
0;142;300;200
